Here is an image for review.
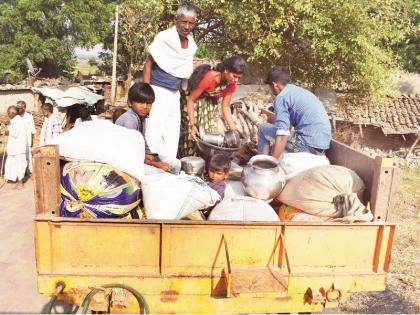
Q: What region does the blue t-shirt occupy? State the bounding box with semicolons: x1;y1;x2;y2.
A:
150;63;182;91
274;84;331;149
115;108;152;154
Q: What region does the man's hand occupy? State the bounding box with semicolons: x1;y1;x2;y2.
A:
271;135;288;159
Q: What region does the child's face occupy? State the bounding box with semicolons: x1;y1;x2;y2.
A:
208;169;227;183
130;101;152;118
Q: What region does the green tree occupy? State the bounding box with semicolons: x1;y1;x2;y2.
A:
101;0;172;90
0;0;114;82
399;0;420;72
193;0;409;97
105;0;409;98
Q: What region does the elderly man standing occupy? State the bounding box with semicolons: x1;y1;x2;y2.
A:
143;4;197;159
16;100;36;175
39;102;62;146
4;106;27;189
258;66;331;158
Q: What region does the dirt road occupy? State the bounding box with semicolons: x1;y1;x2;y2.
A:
0;181;49;312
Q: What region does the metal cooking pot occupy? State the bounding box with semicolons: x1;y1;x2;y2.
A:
180;156;205;176
241;155;286;200
195;138;240;160
201;133;225;147
224;130;240;148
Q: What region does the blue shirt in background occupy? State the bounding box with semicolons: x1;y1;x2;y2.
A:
274;84;331;149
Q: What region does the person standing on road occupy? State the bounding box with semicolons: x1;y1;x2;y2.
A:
4;106;27;189
16;100;35;176
143;4;197;160
39;103;62;146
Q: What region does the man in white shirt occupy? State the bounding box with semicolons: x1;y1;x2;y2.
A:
4;106;27;189
16;100;36;175
40;103;62;146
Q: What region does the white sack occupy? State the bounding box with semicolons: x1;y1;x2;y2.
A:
224;180;247;198
51;120;145;181
209;196;279;222
142;173;220;219
280;152;330;180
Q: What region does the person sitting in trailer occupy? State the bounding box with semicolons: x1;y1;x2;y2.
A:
258;66;331;159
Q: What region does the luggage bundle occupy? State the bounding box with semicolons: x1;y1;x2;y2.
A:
60;161;141;218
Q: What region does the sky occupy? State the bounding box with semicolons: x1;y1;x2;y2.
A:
74;44;104;58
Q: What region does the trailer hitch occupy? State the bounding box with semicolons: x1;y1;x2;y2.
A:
304;282;342;307
43;281;66;314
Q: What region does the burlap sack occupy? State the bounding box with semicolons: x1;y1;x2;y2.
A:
277;165;366;218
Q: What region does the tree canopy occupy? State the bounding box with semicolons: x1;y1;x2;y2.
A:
0;0;113;82
1;0;417;98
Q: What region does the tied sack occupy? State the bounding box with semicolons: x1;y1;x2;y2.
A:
60;162;141;218
51;120;145;181
278;165;373;222
209;196;279;222
279;152;330;180
142;173;220;219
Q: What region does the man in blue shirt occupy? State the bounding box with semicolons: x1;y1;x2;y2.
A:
258;66;331;158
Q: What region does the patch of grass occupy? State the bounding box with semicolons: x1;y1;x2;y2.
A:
75;60;99;76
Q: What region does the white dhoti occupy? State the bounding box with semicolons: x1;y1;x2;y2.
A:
5;154;27;181
26;149;33;173
145;85;181;159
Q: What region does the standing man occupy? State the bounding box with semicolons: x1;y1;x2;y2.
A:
4;106;27;189
258;66;331;158
16;100;36;175
143;4;197;159
39;102;62;146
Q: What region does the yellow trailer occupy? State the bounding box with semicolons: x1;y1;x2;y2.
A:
32;140;399;313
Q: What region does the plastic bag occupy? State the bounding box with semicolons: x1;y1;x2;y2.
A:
51;120;145;181
60;161;141;218
209;196;279;221
142;173;220;219
279;152;330;180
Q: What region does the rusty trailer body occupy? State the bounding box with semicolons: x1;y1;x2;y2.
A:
32;140;399;313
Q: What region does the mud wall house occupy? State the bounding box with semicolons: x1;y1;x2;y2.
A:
330;94;420;154
0;85;36;113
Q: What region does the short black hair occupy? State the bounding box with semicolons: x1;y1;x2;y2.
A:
80;107;91;121
208;154;231;173
112;108;126;123
128;83;155;104
42;103;54;113
265;66;290;85
16;100;26;108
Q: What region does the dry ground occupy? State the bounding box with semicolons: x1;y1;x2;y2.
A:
339;166;420;313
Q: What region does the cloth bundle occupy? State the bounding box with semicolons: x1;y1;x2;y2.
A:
60;162;141;218
277;165;373;222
